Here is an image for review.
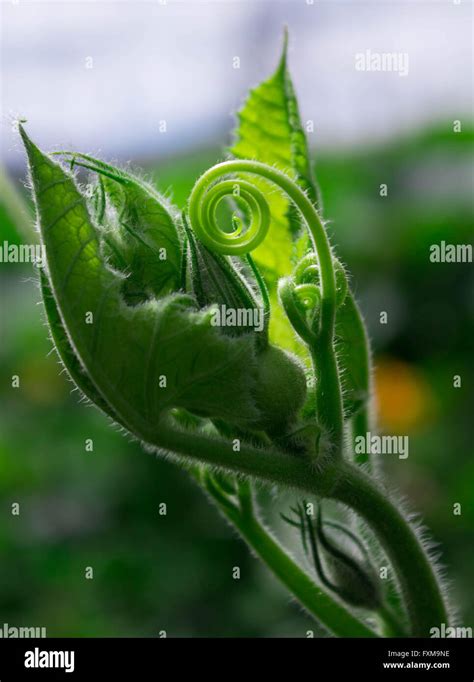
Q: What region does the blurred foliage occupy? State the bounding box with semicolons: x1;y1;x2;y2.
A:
0;124;472;635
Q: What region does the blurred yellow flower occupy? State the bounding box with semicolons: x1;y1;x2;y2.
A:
374;357;434;434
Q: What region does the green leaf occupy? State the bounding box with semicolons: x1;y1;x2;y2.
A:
60;152;183;304
40;268;124;424
230;32;317;354
335;290;371;418
22;127;260;438
231;30;318;209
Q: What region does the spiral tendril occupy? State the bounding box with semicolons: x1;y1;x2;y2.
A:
188;160;339;336
189;176;270;255
294;254;319;284
294;283;321;311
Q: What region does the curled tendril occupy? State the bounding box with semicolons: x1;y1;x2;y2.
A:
294;253;319;284
278;254;323;346
188;160;338;334
293;283;321;311
294;252;347;309
188;176;270;255
278;277;317;346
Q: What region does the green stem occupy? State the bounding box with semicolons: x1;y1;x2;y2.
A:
204;480;377;637
155;417;325;493
153;419;449;637
311;340;344;458
333;463;449;636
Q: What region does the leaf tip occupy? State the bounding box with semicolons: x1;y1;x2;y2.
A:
18;121;40;164
276;26;289;77
17;120;29;145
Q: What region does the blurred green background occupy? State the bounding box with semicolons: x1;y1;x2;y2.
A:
0;123;472;636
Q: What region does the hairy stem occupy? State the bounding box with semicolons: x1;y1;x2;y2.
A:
203;477;378;637
333;463;449;636
311;341;344;459
153;418;449;636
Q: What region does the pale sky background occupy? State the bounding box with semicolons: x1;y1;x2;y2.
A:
0;0;472;170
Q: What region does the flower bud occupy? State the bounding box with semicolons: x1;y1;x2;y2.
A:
252;345;307;437
282;503;382;611
311;509;382;610
184;218;263;337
